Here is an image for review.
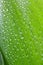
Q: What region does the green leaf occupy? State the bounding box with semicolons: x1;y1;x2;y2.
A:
0;52;4;65
0;0;43;65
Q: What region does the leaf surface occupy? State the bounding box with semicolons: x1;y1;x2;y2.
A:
0;0;43;65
